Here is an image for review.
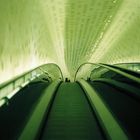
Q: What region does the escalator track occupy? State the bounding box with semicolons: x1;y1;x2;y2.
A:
40;82;105;140
0;81;131;140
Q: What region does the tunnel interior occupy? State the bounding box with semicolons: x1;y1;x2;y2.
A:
0;0;140;140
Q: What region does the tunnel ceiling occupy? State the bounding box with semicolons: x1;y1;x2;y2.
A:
0;0;140;82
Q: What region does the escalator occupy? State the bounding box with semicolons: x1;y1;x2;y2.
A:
0;79;139;140
0;82;107;140
40;82;104;140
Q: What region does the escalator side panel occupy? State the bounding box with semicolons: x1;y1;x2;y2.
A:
0;82;49;140
90;81;140;140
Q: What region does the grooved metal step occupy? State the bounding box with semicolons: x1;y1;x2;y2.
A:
41;83;104;140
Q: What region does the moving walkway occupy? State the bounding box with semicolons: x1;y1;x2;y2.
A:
0;63;140;140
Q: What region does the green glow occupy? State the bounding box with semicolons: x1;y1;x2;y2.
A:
0;0;140;83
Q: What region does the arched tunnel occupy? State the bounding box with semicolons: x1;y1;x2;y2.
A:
0;0;140;140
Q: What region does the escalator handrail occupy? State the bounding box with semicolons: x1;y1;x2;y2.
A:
78;79;128;140
18;81;61;140
99;63;140;84
101;63;140;77
91;78;140;101
74;62;140;84
0;63;63;107
0;63;63;89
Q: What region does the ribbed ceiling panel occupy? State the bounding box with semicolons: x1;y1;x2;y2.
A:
0;0;139;82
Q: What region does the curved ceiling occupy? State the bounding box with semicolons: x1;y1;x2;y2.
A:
0;0;140;83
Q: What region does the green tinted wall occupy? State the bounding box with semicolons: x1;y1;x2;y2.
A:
0;0;140;83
